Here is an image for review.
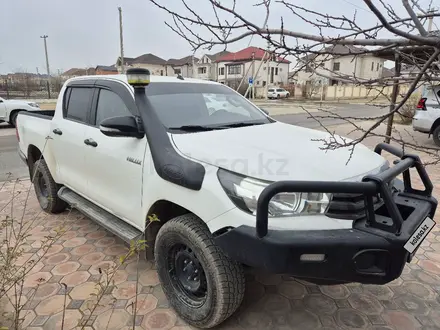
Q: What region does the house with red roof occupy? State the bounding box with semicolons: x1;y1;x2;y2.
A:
215;46;290;90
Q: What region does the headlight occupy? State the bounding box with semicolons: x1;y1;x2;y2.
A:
27;102;39;108
217;169;331;217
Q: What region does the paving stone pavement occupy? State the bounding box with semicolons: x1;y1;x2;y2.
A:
1;125;440;330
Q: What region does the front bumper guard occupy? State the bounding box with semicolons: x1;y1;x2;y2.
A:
215;143;438;284
255;143;436;238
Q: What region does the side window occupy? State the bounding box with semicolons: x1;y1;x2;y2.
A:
95;89;131;125
66;87;93;123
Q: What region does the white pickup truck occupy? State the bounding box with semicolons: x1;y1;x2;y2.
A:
0;96;41;126
17;69;437;328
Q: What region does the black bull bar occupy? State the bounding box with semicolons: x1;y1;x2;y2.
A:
255;143;437;238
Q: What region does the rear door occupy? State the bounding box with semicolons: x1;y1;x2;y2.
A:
82;80;146;229
50;81;94;194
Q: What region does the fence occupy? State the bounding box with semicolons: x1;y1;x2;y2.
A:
0;76;64;100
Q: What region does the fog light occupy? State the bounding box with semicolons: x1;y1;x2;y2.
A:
300;254;326;262
127;68;150;87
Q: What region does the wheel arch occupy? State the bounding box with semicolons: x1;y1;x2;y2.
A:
145;199;195;260
9;109;26;124
27;144;43;178
430;118;440;135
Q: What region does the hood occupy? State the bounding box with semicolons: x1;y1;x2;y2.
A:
171;122;387;182
5;99;33;105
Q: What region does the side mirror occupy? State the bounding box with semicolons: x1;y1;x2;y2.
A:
260;108;269;115
99;115;144;138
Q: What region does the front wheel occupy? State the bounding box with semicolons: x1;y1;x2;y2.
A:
155;214;245;328
433;125;440;147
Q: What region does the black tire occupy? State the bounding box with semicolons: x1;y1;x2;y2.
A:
155;214;245;328
32;159;67;214
433;125;440;147
10;111;19;127
286;93;290;98
277;94;280;99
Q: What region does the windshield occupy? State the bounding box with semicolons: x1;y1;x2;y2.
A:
144;83;271;130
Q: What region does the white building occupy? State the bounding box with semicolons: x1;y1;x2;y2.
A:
215;47;290;95
293;45;386;86
193;51;231;81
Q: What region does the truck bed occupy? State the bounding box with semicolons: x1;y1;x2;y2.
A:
17;110;55;170
20;110;55;120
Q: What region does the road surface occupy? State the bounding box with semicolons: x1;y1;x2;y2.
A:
0;103;388;182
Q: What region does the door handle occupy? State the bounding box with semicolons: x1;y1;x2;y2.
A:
84;138;98;147
52;128;63;135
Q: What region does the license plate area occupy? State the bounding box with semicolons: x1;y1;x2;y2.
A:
404;217;436;254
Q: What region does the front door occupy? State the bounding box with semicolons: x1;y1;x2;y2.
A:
50;85;94;194
83;82;145;229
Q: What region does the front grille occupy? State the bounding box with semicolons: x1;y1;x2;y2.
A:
326;193;384;220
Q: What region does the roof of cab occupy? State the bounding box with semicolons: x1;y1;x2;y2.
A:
67;74;221;85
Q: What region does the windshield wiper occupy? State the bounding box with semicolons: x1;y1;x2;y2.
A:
217;121;266;128
168;125;222;132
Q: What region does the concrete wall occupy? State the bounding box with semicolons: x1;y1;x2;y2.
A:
324;84;412;100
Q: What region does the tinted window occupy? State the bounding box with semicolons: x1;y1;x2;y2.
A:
268;89;274;92
276;89;284;92
144;83;270;129
66;87;93;123
95;89;131;125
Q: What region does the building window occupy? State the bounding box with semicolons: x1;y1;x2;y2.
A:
174;68;181;74
198;67;207;74
333;62;340;71
160;70;164;76
376;63;379;71
371;62;374;71
228;65;241;75
275;67;279;75
219;67;225;76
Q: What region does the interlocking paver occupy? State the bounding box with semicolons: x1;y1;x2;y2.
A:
2;123;440;329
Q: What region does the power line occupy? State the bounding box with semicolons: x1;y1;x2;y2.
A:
338;0;375;14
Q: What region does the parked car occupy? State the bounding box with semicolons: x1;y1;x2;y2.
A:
413;85;440;146
0;97;40;126
17;69;437;328
268;87;290;99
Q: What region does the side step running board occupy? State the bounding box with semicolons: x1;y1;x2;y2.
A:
58;187;143;244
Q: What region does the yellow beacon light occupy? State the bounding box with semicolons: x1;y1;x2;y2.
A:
126;68;151;87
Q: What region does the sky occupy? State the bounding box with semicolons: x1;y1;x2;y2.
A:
1;0;439;74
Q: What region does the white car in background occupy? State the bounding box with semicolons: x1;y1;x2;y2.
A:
412;85;440;146
268;87;290;99
0;97;40;126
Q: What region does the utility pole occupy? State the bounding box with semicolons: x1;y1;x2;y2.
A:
251;52;255;100
118;7;125;74
427;8;437;32
265;39;270;100
192;53;195;78
40;35;51;99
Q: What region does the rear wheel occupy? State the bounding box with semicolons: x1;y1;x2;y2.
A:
155;214;245;328
33;159;67;214
433;125;440;147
